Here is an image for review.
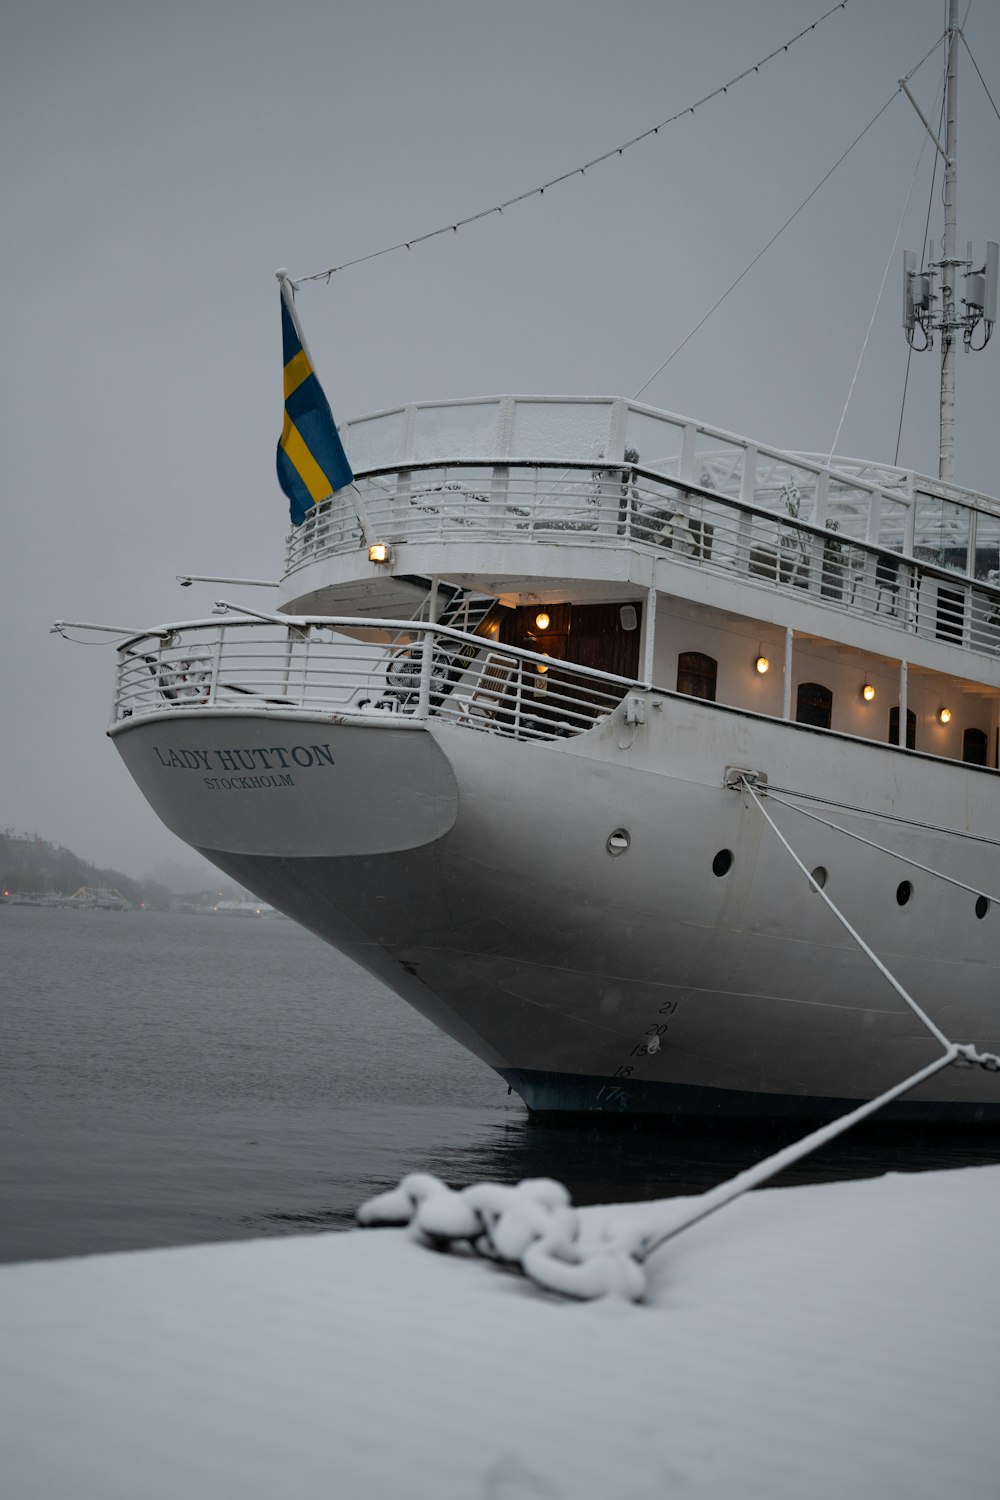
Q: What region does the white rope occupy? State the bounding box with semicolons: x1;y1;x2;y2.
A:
355;769;999;1303
739;777;952;1046
352;1044;971;1302
290;3;851;286
767;781;1000;846
765;786;1000;904
628;1047;960;1262
623;770;1000;1262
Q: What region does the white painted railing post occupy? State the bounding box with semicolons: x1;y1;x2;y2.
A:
417;627;435;719
512;658;525;735
209;622;225;707
643;585;657;688
782;627;793;720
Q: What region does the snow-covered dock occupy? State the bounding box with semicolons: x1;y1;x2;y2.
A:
2;1165;998;1500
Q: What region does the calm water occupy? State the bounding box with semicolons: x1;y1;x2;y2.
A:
2;905;999;1264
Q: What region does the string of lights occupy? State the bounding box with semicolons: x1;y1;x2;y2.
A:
290;0;851;288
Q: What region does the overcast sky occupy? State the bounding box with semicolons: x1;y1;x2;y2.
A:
2;0;998;877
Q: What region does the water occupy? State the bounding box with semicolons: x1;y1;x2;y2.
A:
3;905;999;1264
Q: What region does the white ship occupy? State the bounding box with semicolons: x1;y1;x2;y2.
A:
106;7;1000;1120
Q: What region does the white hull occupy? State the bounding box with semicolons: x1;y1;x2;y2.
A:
111;694;1000;1119
101;382;1000;1120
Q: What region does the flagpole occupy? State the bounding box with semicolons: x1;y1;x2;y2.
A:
276;270;319;370
275;269;373;545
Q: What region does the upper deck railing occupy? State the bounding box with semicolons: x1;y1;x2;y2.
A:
295;395;1000;571
282;398;1000;661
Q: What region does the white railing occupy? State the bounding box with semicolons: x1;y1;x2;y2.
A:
113;617;633;743
283;461;1000;660
327;395;1000;559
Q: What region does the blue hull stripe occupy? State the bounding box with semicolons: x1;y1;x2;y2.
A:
499;1067;1000;1124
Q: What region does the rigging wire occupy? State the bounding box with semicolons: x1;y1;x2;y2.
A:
631;28;948;402
961;32;1000;125
630;91;899;401
52;632;136;647
289;1;852;287
825;140;929;463
894;94;945;463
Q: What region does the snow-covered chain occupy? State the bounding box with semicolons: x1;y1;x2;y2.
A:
357;1174;647;1302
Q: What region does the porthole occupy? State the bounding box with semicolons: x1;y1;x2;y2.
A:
896;880;913;907
975;895;990;920
712;849;733;877
606;829;630;857
810;866;828;891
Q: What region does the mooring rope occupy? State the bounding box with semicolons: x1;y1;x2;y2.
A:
767;781;1000;848
355;772;999;1302
738;778;952;1046
764;785;1000;904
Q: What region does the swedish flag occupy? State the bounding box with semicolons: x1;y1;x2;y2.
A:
276;278;354;526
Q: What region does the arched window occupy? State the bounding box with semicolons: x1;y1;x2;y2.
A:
888;707;916;750
676;651;717;702
963;727;989;766
796;682;832;729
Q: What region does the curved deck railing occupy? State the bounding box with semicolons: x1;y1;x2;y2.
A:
111;617;634;744
283;457;1000;663
291;394;999;576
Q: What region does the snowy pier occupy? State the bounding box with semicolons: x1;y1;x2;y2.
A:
2;1165;998;1499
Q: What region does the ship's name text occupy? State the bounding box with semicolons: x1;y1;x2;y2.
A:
153;743;334;791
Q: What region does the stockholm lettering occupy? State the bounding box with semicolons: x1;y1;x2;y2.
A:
203;773;295;791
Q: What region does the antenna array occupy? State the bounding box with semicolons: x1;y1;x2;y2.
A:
903;241;998;352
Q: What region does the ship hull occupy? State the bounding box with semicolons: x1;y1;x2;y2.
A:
110;698;1000;1120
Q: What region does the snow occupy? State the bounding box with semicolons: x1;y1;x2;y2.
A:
2;1165;999;1500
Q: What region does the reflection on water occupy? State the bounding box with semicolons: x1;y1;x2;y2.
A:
416;1113;1000;1205
2;907;999;1264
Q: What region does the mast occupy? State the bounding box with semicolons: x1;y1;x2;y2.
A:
939;0;959;484
901;0;996;484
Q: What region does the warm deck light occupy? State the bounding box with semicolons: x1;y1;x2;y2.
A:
862;683;876;702
534;611;551;631
755;655;769;674
368;542;391;564
938;706;952;724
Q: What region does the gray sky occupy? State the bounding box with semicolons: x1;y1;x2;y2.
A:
2;0;998;876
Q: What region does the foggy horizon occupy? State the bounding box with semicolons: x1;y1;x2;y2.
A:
3;0;998;874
